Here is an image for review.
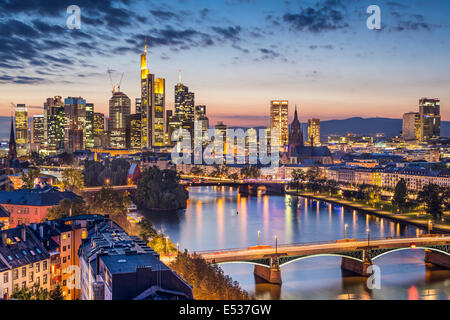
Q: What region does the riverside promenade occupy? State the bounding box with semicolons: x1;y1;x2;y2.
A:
287;191;450;234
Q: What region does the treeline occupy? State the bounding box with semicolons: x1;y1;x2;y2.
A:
170;252;250;300
83;159;130;187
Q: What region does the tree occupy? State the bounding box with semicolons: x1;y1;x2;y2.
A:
229;173;239;181
59;169;84;193
49;284;63;300
392;179;408;212
291;169;306;191
211;165;229;178
170;252;249;300
190;166;204;176
306;166;320;182
10;283;49;300
21;169;41;189
240;166;260;179
47;198;86;220
417;184;446;221
135;167;189;210
90;186;131;216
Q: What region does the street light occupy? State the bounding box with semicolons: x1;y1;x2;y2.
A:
275;235;278;257
366;228;371;247
257;230;261;247
428;220;433;235
344;224;348;240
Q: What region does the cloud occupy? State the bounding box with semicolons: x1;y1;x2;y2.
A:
282;1;348;33
211;26;242;41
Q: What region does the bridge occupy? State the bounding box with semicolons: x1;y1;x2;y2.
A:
82;185;137;194
196;236;450;284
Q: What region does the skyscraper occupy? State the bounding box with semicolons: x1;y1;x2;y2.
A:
64;97;87;152
270;100;289;149
140;41;165;149
307;118;320;146
128;114;142;149
44;96;65;153
135;98;141;115
419;98;440;141
31;115;45;145
85;103;94;149
93;112;105;148
402;112;420;141
15;104;28;146
109;91;131;149
175;81;195;124
153;78;165;147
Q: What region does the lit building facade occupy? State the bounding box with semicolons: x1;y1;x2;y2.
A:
15;104;28;146
153;78;165;147
128;114;142;149
44;96;65;153
109;92;131;149
85;103;94;149
93;112;105;148
402;112;421;141
419;98;440;141
31;115;45;145
308;118;321;146
64;97;87;153
270;100;289;149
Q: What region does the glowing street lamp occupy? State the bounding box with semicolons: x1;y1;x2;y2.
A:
275;235;278;257
366;228;371;247
257;230;261;247
344;224;348;240
428;220;433;235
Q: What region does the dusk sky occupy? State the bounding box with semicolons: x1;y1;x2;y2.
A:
0;0;449;127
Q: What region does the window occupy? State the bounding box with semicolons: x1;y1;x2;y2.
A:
22;267;26;277
63;257;67;263
22;281;26;289
36;263;40;273
29;271;34;283
13;269;18;280
43;261;47;271
62;234;67;240
3;272;8;283
35;208;38;215
43;274;47;285
63;246;66;252
36;276;40;286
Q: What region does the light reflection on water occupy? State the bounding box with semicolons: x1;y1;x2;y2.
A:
142;186;450;300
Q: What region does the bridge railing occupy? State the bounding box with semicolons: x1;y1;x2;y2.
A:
193;235;433;255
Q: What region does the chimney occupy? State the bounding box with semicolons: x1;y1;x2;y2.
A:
21;226;26;242
39;225;44;239
2;232;7;245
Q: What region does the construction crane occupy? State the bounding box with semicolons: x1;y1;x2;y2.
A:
107;68;124;94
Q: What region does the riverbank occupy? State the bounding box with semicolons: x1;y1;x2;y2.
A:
287;190;450;234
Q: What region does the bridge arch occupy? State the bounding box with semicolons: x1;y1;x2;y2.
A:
371;246;450;261
214;261;271;268
279;253;363;268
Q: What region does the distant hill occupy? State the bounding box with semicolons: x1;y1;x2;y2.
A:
320;117;450;138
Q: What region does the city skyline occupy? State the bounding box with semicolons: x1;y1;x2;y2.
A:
0;0;449;126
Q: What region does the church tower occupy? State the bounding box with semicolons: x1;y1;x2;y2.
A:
7;116;17;169
288;105;303;156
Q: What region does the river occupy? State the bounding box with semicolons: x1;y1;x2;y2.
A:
142;186;450;300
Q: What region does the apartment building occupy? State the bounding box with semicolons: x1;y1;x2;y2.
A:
0;225;51;299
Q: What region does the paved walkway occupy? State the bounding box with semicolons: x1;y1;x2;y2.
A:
286;191;450;234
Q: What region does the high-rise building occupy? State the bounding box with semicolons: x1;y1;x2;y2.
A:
214;121;228;157
140;41;165;149
15;104;28;146
135;98;141;115
270;100;289;149
175;82;195;124
419;98;440;141
31;115;45;145
307;118;320;146
93;112;105;148
128;114;142;149
109;92;131;149
195;105;206;119
402;112;420;141
44;96;65;153
64;97;87;153
85;103;94;149
153;78;165;147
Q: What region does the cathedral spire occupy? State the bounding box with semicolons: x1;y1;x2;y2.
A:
7;116;17;166
294;105;298;121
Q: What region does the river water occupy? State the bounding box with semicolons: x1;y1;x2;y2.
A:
143;186;450;300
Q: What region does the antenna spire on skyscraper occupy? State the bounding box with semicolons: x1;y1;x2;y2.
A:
145;38;147;54
179;69;182;84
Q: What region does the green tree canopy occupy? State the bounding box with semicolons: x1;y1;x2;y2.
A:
47;197;87;220
417;184;447;221
90;186;131;216
135;167;188;210
392;179;408;211
21;169;41;189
